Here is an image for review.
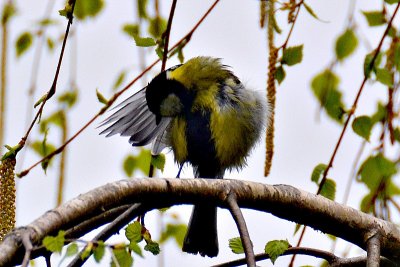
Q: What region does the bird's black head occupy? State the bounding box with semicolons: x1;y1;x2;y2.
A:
145;67;188;123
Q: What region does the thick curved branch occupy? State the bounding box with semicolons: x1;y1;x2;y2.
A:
1;178;400;266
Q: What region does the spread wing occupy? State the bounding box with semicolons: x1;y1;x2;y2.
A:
99;87;171;149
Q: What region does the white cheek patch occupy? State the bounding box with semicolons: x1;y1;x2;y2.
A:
166;70;173;80
160;93;183;116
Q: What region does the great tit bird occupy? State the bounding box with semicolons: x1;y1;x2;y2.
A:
101;56;267;257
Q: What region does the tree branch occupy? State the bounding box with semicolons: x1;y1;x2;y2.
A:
67;203;147;267
226;193;255;266
367;232;382;267
1;178;400;266
212;247;397;267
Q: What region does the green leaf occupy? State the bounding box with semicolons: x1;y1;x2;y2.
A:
371;102;387;124
271;13;282;34
1;143;22;160
335;29;358;60
265;240;290;264
111;248;133;267
362;11;386;27
294;224;302;235
126;221;143;243
358;154;397;191
151;154;166;172
360;192;374;213
144;241;160;255
319;178;336;201
93;241;105;263
122;24;139;39
385;0;400;4
311;70;345;123
31;140;55;158
275;65;286;84
31;130;56;172
155;46;164;60
46;37;55;51
113;70;126;90
74;0;105;20
123;155;137;177
133;35;156;47
148;16;167;39
96;89;108;104
1;2;16;24
80;243;93;260
159;223;187;247
376;68;393;86
59;2;73;19
42;231;65;253
229;237;244;254
352;116;373;141
137;0;149;19
178;47;185;63
281;45;303;66
16;32;33;58
363;50;383;78
394;43;400;71
123;150;151;177
37;18;58;26
311;163;327;184
394;128;400;142
66;243;78;256
129;242;143;257
58;90;78;108
40;110;66;132
303;2;321;21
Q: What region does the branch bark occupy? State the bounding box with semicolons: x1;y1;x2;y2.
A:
1;178;400;266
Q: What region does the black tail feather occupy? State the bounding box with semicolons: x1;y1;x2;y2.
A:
182;204;218;257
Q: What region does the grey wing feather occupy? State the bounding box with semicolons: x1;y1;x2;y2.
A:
100;87;171;148
151;129;170;155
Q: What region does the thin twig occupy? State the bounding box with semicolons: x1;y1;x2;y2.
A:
279;0;303;50
13;0;77;159
213;247;338;267
226;193;255;267
342;141;366;205
212;246;396;267
316;1;400;194
67;203;148;267
161;0;177;72
18;0;56;169
18;0;221;178
291;4;400;265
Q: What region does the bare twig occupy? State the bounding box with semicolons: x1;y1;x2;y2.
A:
18;0;56;169
11;0;77;161
161;0;177;72
213;247;337;267
67;203;147;267
279;0;304;50
226;193;255;267
212;246;396;267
